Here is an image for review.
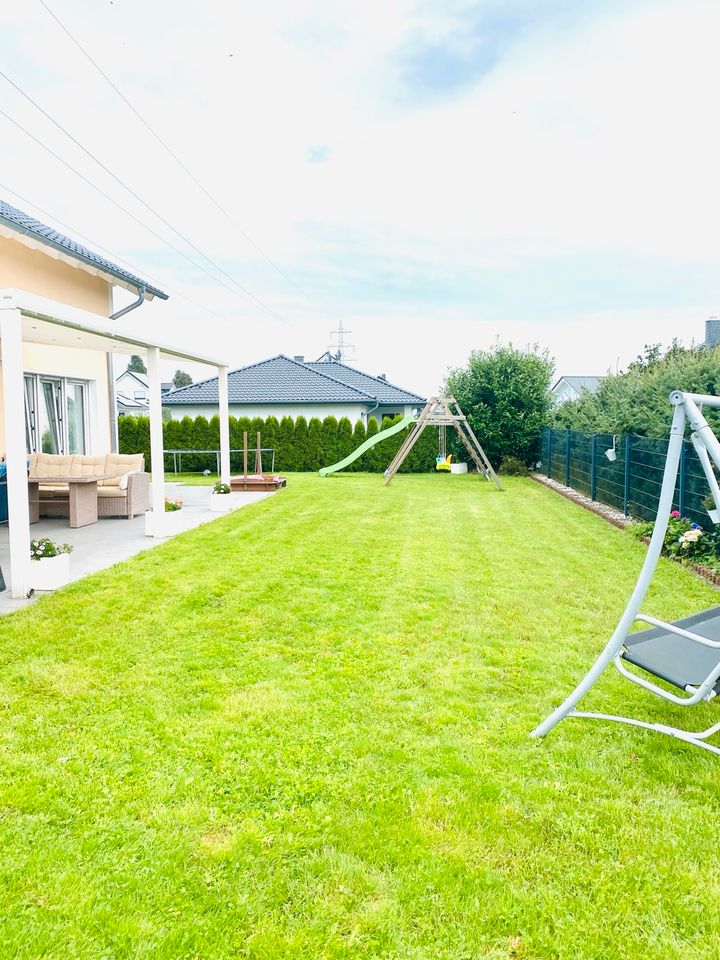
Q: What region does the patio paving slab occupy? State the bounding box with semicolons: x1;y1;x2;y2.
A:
0;483;273;614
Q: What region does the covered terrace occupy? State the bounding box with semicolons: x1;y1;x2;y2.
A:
1;287;233;599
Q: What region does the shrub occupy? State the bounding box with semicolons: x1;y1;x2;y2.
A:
632;510;720;568
446;343;554;466
498;456;528;476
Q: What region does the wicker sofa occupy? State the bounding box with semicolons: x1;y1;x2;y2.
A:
29;453;150;520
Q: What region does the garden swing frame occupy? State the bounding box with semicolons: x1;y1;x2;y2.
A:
532;390;720;756
383;395;503;489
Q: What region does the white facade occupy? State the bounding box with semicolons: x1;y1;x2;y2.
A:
165;402;416;425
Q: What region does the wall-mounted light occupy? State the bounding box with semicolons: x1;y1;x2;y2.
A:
605;435;618;462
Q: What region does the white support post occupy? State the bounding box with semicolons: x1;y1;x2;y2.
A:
218;365;231;484
146;347;165;536
1;304;31;598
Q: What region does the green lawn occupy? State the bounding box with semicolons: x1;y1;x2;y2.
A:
2;474;720;959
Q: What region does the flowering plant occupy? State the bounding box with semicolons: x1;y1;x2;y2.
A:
164;497;183;512
212;481;231;495
30;538;73;561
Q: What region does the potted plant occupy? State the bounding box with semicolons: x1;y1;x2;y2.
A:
30;537;73;591
145;496;184;537
208;480;239;513
703;494;720;524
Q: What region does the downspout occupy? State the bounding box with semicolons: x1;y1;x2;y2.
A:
365;400;380;426
110;283;146;320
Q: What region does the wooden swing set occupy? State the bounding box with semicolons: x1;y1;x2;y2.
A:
384;396;503;489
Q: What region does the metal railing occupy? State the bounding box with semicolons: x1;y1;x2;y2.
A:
164;448;275;474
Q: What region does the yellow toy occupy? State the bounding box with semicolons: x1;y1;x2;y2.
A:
435;454;452;471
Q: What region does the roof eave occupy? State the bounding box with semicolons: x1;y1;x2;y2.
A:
0;214;168;301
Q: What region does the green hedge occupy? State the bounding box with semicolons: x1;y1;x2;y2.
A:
118;414;439;474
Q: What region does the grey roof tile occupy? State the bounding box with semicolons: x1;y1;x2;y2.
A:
306;356;425;404
552;376;605;393
164;355;376;405
0;199;167;300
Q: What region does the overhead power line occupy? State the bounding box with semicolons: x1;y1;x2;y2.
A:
0;69;287;325
0;181;233;326
38;0;310;301
0;107;288;326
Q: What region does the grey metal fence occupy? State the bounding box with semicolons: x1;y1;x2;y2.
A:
539;427;712;527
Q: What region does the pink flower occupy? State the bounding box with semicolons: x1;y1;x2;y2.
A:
670;510;680;518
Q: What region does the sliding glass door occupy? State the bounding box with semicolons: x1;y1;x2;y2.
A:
22;375;88;455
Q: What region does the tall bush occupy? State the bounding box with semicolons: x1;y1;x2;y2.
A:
446;343;554;466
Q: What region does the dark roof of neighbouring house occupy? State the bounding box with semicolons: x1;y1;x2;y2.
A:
163;354;426;406
0;199;168;300
306;355;425;404
551;376;605;393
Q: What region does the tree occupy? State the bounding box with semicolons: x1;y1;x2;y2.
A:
552;342;720;437
446;343;554;467
172;369;193;389
128;355;147;374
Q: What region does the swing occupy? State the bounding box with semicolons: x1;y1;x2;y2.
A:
532;390;720;756
435;425;452;471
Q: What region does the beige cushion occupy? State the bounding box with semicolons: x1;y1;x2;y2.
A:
69;455;107;478
100;453;144;486
30;453;73;479
97;485;127;498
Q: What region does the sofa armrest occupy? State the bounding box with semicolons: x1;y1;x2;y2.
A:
126;471;150;514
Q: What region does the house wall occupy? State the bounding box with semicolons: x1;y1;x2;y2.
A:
164;402;420;424
0;234;111;315
0;342;112;456
0;232;116;456
164;402;372;424
551;383;579;405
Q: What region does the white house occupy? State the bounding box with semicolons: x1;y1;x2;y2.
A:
116;368;172;417
0;197;234;597
162;353;425;425
551;376;605;404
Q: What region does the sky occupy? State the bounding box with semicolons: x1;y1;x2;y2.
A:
1;0;719;394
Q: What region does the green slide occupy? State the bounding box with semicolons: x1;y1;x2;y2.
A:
319;413;416;477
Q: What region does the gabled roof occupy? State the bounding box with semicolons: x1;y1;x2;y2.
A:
0;199;167;300
306;355;425;404
117;369;149;388
164;355;377;405
552;376;605;393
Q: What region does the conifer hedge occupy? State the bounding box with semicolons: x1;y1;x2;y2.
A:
118;413;439;473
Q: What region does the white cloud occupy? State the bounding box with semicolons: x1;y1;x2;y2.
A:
0;0;718;391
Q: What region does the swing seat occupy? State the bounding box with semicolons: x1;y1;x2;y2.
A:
622;607;720;693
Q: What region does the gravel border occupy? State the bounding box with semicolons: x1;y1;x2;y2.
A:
531;474;632;529
531;473;720;589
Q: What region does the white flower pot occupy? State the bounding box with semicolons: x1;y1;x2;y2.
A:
145;509;185;538
450;463;468;474
208;492;244;513
707;508;720;524
30;553;70;591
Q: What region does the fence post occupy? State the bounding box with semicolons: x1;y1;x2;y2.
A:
565;430;571;487
623;434;632;516
590;434;597;501
678;439;687;516
547;431;552;478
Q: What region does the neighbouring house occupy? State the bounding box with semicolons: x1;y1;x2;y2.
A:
162;353;425;425
116;368;171;417
0;197;235;597
551;376;605;404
